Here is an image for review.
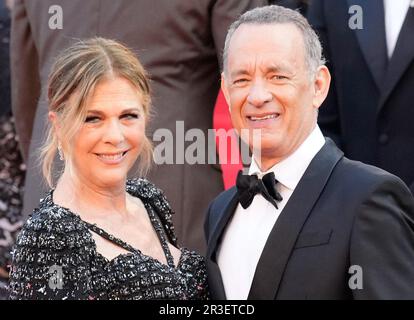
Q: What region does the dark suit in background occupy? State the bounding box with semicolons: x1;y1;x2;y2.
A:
10;0;265;253
307;0;414;193
269;0;308;14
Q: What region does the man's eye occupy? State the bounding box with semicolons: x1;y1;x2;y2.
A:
234;78;248;85
85;116;100;123
271;75;287;80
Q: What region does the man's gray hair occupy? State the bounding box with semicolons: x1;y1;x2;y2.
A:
223;5;326;76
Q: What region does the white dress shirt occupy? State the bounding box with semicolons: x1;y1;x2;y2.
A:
384;0;411;58
217;126;326;300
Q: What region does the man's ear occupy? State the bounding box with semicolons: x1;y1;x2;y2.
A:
221;72;231;109
312;65;331;110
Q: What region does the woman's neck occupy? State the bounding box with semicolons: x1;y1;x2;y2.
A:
53;171;129;219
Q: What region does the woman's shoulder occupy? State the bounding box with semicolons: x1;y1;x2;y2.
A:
126;178;167;199
15;191;93;252
126;178;177;245
9;192;94;300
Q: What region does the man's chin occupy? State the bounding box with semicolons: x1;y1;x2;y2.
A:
249;135;281;152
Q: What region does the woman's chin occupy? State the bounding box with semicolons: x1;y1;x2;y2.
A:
92;173;128;188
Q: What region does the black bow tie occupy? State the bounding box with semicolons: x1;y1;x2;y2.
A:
236;170;283;210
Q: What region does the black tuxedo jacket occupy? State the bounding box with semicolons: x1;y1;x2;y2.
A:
204;139;414;299
307;0;414;193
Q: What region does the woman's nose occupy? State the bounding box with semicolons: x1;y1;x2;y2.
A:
102;119;125;145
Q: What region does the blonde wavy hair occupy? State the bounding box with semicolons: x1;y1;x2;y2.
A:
40;37;153;187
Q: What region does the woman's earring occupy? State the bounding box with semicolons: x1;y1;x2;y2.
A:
58;143;64;161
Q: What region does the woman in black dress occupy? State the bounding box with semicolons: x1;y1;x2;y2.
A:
8;38;209;300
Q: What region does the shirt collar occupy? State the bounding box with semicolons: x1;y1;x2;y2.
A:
249;125;325;191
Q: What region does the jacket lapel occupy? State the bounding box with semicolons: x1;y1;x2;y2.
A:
206;188;239;260
347;0;388;89
206;259;227;300
247;139;344;299
378;7;414;112
206;188;239;299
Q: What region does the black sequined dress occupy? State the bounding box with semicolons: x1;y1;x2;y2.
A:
8;179;209;300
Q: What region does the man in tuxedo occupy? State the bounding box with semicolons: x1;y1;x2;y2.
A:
204;5;414;299
307;0;414;194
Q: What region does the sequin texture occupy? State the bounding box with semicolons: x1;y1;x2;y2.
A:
8;179;209;300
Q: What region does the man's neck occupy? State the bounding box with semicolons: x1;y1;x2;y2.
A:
251;124;320;173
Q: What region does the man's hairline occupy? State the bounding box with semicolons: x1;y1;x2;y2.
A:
222;21;317;85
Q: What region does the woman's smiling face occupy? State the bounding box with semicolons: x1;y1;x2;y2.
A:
70;76;146;188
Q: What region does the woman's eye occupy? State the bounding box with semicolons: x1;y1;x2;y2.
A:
121;113;139;120
85;116;100;123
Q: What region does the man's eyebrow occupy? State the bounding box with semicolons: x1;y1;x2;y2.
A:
264;64;292;74
229;64;293;79
230;69;251;79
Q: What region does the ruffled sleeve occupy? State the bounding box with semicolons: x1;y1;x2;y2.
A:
126;178;178;246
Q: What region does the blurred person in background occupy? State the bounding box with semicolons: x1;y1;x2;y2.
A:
307;0;414;194
0;0;25;300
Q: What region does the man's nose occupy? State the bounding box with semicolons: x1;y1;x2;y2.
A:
103;119;125;145
247;80;272;107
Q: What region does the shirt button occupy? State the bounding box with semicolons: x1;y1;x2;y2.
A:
378;133;389;144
